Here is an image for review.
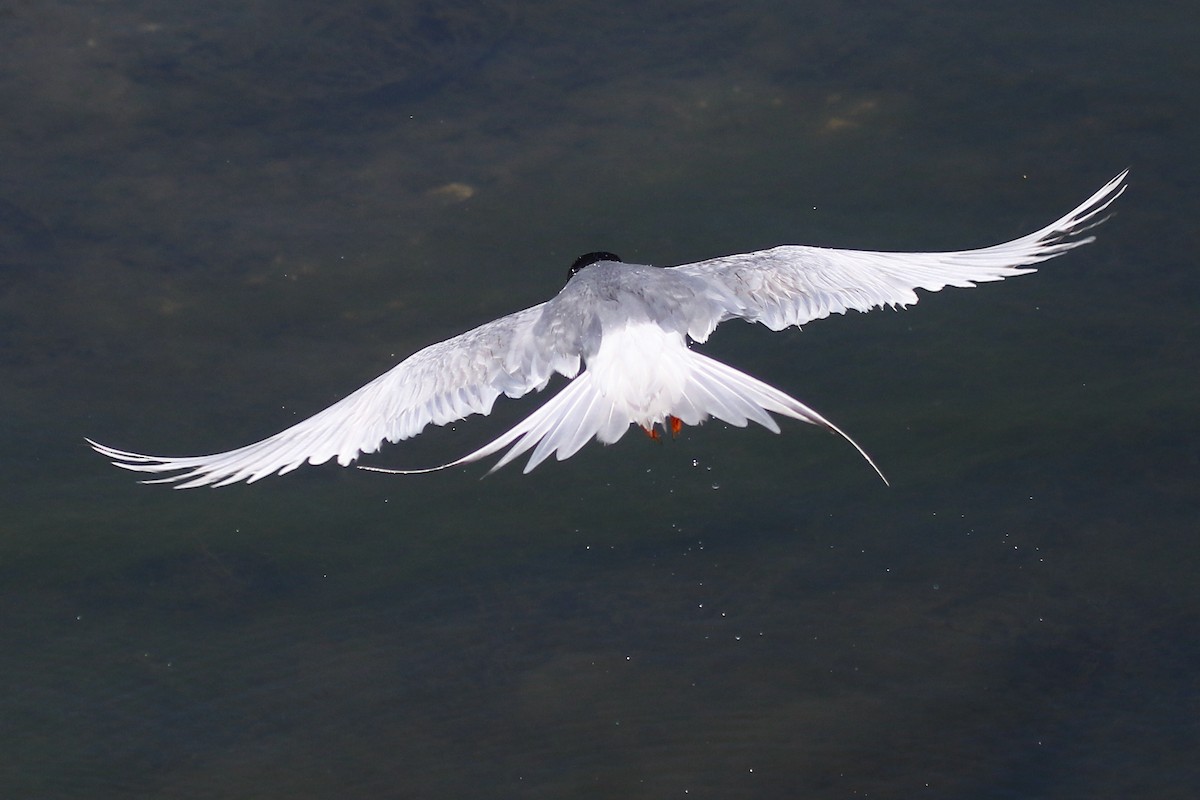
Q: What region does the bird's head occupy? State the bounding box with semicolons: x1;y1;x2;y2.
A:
567;251;623;280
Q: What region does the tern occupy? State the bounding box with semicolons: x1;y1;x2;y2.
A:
88;171;1126;488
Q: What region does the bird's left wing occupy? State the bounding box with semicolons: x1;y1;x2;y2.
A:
671;170;1126;331
88;302;571;487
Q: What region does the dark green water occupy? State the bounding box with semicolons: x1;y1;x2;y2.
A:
2;1;1197;797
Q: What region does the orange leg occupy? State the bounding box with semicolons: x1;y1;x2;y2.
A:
642;417;683;441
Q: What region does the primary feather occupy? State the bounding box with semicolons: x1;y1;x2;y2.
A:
89;170;1127;487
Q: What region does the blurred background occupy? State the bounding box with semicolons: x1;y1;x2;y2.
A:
2;1;1196;797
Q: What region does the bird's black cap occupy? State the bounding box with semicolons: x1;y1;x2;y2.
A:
568;251;623;278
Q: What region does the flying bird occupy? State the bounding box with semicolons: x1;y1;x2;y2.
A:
88;171;1126;488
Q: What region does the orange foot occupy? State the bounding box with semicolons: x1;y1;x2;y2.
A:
642;416;684;441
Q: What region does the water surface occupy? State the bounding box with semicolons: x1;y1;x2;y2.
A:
2;1;1197;797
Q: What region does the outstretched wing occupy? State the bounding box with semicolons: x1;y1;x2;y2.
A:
88;302;574;488
671;170;1126;331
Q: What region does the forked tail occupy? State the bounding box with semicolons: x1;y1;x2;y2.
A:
361;349;888;483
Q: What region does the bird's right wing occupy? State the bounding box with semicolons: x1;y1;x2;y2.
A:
671;170;1126;331
88;301;577;487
